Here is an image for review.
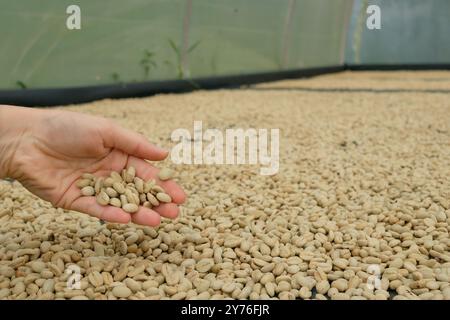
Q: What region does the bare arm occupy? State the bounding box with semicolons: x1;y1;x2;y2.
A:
0;105;185;226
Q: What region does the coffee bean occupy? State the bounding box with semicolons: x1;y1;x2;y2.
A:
158;168;174;181
156;193;171;203
123;203;138;213
81;186;95;196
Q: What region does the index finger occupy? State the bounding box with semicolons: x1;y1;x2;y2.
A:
103;121;169;161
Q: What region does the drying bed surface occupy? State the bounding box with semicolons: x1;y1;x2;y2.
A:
0;71;449;300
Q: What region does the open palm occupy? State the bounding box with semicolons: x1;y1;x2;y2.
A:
13;109;185;226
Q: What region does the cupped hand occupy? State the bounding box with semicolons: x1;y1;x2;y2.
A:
5;107;185;226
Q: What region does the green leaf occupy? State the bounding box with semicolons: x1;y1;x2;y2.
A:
187;40;201;54
16;80;27;89
168;39;181;59
111;72;120;82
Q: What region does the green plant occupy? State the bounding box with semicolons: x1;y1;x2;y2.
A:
16;81;27;89
168;39;183;79
111;72;121;83
167;38;201;79
140;50;157;79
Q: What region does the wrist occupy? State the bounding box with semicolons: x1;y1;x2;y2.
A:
0;105;40;179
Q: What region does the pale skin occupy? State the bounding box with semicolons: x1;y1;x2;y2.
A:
0;105;186;226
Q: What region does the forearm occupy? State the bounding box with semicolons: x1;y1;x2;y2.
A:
0;105;41;179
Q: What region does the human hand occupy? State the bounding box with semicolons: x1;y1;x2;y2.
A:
0;106;186;226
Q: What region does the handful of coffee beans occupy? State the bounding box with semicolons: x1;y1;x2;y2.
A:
76;166;174;213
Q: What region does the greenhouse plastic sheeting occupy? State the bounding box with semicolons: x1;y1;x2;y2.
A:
347;0;450;65
0;0;351;90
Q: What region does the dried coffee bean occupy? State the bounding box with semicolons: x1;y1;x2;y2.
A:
156;193;171;203
158;168;174;181
123;203;138;213
81;186;95;196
